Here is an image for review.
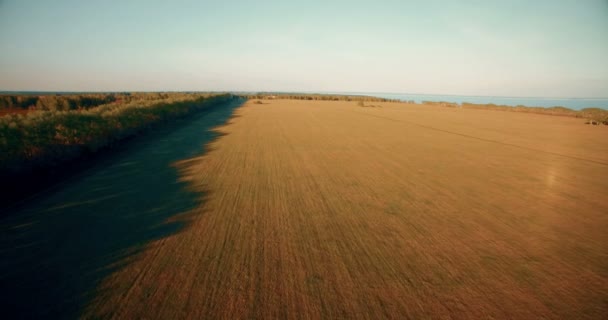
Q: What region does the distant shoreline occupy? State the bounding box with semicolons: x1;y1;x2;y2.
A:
300;92;608;110
323;91;608;100
243;93;608;124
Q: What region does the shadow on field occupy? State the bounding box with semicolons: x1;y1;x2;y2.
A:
0;98;245;319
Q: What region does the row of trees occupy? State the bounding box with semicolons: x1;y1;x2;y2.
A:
242;93;400;102
420;101;607;123
0;93;235;177
0;94;117;111
459;102;578;116
0;92;228;112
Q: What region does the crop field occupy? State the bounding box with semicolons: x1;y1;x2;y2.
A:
71;99;607;319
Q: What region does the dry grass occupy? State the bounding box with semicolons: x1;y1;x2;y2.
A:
0;108;30;117
84;100;608;319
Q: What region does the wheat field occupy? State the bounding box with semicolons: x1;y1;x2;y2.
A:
84;99;608;319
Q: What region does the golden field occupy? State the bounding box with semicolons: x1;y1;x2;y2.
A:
84;99;608;319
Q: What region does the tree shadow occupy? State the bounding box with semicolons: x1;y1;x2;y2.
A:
0;98;246;319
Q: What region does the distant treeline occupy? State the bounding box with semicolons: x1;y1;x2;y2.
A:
242;93;607;123
241;93;400;102
0;92;207;112
422;101;608;123
0;93;235;177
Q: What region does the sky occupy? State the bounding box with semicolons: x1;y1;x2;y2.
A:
0;0;607;97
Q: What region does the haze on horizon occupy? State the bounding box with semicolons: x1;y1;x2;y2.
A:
0;0;607;98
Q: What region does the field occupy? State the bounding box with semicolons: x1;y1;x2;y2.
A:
76;99;608;319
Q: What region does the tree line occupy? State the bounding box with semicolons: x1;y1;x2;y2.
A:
425;101;608;124
241;93;400;102
0;94;116;111
0;92;228;112
0;93;235;177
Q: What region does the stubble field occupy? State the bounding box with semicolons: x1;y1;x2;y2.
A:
84;99;608;319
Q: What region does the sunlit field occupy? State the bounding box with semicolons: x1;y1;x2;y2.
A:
81;99;608;319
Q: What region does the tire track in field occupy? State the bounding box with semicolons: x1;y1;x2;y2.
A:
352;110;608;167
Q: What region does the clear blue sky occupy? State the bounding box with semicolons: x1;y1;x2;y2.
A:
1;0;607;97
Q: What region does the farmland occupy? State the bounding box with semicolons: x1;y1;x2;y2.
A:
74;99;607;318
3;1;608;318
1;97;607;318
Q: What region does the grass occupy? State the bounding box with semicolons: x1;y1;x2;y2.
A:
79;99;607;319
0;94;235;177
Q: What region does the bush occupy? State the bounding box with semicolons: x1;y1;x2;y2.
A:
0;93;235;177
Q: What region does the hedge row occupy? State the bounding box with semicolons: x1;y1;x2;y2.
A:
0;93;235;176
242;93;400;102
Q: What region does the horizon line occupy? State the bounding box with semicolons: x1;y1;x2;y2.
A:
1;90;607;100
